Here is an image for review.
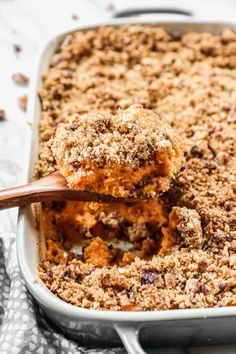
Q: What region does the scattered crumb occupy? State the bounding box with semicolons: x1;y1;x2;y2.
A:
71;14;79;20
13;44;22;53
106;2;115;11
18;95;27;112
0;109;5;121
12;73;29;86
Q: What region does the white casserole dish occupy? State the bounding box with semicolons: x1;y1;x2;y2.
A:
17;18;236;354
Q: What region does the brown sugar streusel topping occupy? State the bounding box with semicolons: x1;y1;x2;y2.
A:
37;25;236;311
39;248;236;311
51;105;178;170
51;105;182;198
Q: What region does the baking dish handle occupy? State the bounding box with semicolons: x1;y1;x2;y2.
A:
115;324;146;354
113;8;193;18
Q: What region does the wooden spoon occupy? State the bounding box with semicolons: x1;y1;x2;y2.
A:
0;171;131;211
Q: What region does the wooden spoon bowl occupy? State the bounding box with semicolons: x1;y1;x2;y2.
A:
0;171;133;211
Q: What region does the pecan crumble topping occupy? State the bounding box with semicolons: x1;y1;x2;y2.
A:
37;25;236;311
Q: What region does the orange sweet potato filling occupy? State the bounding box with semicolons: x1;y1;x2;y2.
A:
59;148;181;199
41;199;175;266
83;237;114;266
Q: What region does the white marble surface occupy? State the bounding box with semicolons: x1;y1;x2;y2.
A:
1;0;236;352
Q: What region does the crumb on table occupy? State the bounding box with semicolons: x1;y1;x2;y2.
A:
18;95;28;112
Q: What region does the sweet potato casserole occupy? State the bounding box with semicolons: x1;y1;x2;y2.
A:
37;25;236;311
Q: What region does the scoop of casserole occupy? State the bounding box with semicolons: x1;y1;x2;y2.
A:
51;104;183;199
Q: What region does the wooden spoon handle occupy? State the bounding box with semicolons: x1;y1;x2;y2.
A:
0;183;56;210
0;173;67;210
0;172;131;210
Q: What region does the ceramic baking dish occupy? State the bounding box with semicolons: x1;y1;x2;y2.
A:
17;18;236;354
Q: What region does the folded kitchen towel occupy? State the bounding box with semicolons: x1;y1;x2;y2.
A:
0;232;125;354
1;233;230;354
